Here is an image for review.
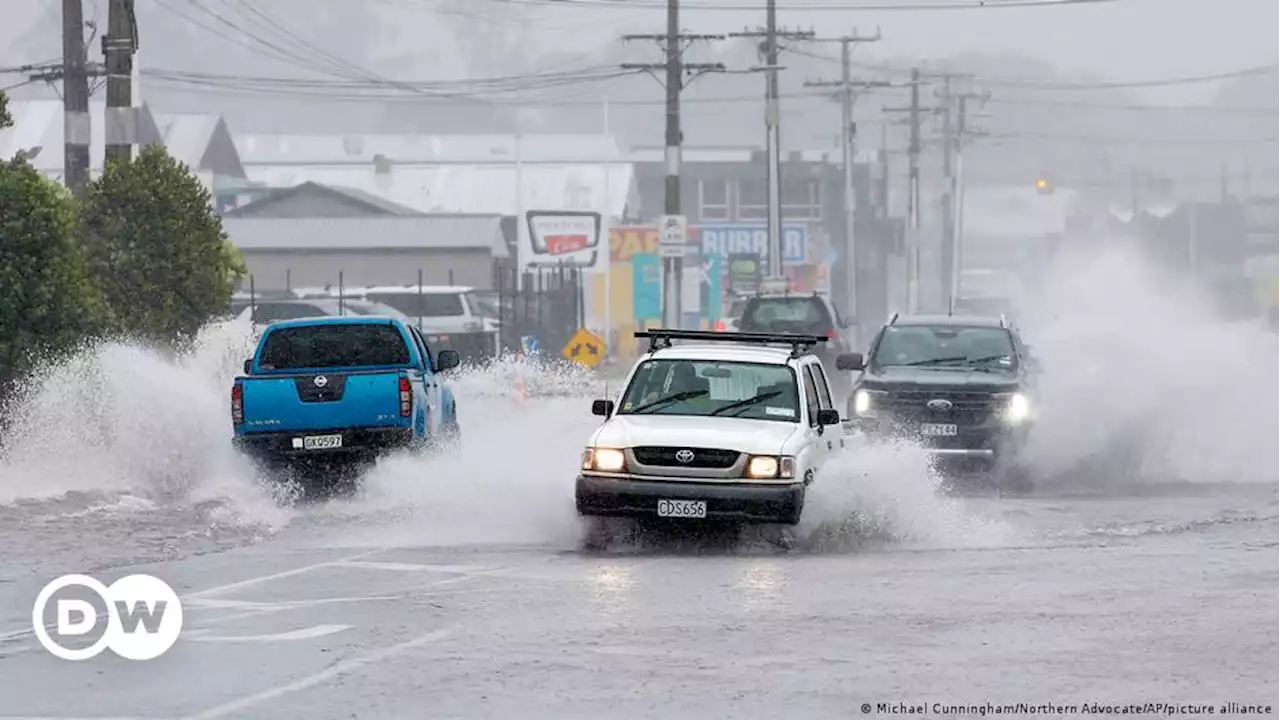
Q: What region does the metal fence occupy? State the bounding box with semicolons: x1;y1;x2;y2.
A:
492;263;585;358
230;261;586;364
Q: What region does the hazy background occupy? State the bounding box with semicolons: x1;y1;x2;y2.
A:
3;0;1277;202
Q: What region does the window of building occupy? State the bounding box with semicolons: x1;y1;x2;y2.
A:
782;178;822;220
737;178;768;221
698;179;730;221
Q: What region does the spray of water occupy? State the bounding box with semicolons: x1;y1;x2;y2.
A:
1016;240;1279;491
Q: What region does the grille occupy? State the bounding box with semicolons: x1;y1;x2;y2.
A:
631;446;741;469
885;390;999;424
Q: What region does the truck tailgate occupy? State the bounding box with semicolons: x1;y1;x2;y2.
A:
239;371;407;434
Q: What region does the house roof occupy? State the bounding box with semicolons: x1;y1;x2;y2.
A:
153;113;221;168
239;163;634;217
223;216;509;257
0;100;163;176
234;133;621;164
224;181;426;217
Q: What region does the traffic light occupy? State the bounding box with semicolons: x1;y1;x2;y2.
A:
1035;177;1054;195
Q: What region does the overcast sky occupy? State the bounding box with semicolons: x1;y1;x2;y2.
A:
3;0;1275;106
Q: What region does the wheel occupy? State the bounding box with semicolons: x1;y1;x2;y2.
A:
993;460;1035;496
776;488;806;526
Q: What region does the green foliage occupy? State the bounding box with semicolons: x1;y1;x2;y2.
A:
0;92;11;130
0;155;105;393
80;145;236;343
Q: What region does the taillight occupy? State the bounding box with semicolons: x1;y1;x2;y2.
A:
399;376;412;417
714;319;727;331
231;384;244;425
827;328;838;340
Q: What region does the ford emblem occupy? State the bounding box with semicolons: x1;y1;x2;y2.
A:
313;375;329;388
926;398;953;412
675;449;695;464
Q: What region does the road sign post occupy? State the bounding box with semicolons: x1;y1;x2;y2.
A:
659;215;688;258
562;327;608;369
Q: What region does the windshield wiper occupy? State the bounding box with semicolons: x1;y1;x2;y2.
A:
967;353;1014;366
708;390;783;417
629;389;708;414
901;356;969;366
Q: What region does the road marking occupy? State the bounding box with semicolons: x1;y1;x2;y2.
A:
0;716;169;720
186;624;351;643
330;561;494;573
183;627;455;720
187;549;384;599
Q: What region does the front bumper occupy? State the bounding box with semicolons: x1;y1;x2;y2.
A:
576;474;805;524
233;426;415;462
846;416;1029;462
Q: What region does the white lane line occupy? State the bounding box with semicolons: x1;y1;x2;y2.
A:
186;624;352;643
330;561;494;573
183;627;454;720
0;716;170;720
186;549;384;599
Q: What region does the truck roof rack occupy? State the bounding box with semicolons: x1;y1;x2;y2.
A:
635;329;828;358
887;312;900;326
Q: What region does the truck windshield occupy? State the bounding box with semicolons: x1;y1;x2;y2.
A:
258;324;411;370
872;325;1016;369
616;359;799;422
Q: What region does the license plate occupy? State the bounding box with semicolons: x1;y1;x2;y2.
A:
302;434;343;450
920;423;958;437
656;499;707;519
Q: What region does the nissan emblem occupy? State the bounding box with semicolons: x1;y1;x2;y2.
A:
313;375;329;388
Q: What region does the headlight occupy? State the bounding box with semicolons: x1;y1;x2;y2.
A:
852;388;885;415
1003;392;1031;424
582;447;627;472
746;455;795;479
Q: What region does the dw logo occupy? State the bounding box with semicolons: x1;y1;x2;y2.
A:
32;574;184;661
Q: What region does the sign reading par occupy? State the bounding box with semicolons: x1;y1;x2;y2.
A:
33;573;184;661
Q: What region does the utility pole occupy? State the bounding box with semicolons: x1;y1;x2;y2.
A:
803;28;888;325
622;5;725;329
945;87;989;314
104;0;137;166
939;74;955;310
883;69;942;314
730;13;815;281
61;0;91;195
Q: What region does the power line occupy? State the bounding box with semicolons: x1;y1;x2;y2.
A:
475;0;1120;11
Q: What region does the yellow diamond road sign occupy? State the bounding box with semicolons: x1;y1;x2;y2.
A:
562;328;607;368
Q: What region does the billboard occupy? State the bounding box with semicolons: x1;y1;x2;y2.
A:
696;224;809;265
519;210;603;271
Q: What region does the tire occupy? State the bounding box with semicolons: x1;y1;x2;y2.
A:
993;460;1035;496
777;488;806;526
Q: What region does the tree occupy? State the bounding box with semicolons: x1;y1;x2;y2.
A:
80;145;240;343
0;148;106;397
0;92;10;129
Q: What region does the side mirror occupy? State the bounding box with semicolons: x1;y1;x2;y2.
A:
243;359;253;375
835;352;865;371
592;399;615;417
436;349;460;372
817;408;841;426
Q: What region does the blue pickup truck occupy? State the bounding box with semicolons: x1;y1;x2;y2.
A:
231;315;460;481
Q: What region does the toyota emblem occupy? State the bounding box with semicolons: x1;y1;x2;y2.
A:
313;375;329;388
674;449;695;464
926;398;953;412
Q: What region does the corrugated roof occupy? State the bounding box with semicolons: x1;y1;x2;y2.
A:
153;113;222;169
240;163;633;217
225;181;426;217
234;133;620;164
223;216;509;256
0;100;163;175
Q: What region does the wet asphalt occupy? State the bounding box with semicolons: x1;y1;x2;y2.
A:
0;482;1275;720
